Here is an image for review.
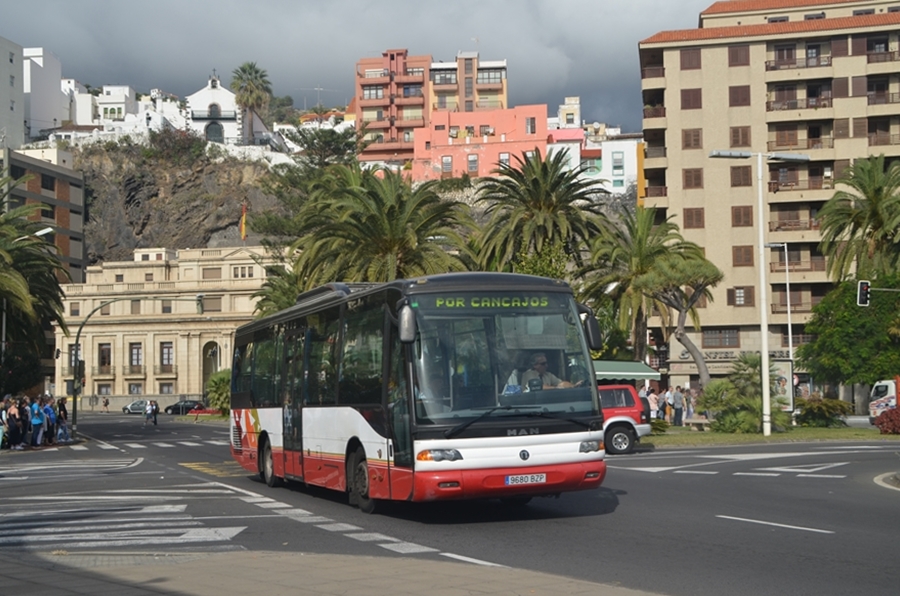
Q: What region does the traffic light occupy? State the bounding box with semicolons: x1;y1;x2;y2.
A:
857;280;871;307
55;348;61;359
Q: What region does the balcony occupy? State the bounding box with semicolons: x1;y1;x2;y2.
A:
770;257;826;273
867;51;900;64
772;301;819;314
361;118;391;130
645;146;667;158
154;364;178;377
476;81;504;92
475;99;504;111
765;56;832;71
782;334;815;347
645;186;668;197
767;137;834;151
643;106;666;119
191;110;237;120
869;133;900;146
358;69;390;85
122;364;146;378
868;92;900;105
641;66;665;79
767;177;833;192
358;96;390;108
395;91;425;106
93;365;115;378
364;138;414;152
768;219;820;232
394;70;425;84
433;101;460;112
395;118;424;128
766;97;832;111
431;81;458;91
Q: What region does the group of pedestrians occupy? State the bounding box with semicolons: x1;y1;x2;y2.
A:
642;385;696;426
0;393;71;451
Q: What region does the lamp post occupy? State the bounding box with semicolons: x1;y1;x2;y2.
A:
765;241;793;361
710;150;809;436
2;227;55;358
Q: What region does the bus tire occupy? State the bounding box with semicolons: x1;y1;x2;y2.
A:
261;440;282;488
606;425;634;455
350;447;377;514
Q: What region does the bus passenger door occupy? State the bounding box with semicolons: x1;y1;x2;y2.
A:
282;327;305;478
387;335;414;500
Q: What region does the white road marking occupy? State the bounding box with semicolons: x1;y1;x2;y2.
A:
345;533;398;542
98;444;119;450
798;474;846;478
69;445;88;451
734;472;780;477
275;508;314;517
379;542;438;554
124;443;146;449
674;470;718;475
256;502;292;509
757;462;850;474
316;523;363;532
206;440;230;445
155;443;176;447
239;497;274;503
717;515;834;534
440;553;507;567
287;515;333;524
178;442;202;446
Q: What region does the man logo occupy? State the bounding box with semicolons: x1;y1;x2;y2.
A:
507;428;539;436
519;450;530;461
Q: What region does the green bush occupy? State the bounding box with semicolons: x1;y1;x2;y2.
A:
650;418;669;435
794;394;852;427
144;129;208;166
205;369;231;415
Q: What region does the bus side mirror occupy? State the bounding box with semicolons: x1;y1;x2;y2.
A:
584;316;603;351
399;304;417;343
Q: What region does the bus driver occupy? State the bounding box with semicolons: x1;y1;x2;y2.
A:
520;352;574;390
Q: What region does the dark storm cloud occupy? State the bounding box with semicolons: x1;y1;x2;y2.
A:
2;0;712;131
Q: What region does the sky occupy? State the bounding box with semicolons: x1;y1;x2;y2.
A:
2;0;714;132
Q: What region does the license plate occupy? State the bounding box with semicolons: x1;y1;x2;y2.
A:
505;473;546;485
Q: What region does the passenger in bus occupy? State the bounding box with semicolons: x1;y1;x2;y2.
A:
521;352;574;390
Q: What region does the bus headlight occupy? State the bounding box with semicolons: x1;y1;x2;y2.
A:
416;449;464;462
579;440;602;453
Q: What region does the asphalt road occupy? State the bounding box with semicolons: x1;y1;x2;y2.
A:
2;412;898;596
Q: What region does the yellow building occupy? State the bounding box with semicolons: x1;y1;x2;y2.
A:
639;1;900;388
53;246;272;410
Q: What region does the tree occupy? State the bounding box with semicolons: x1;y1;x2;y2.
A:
230;62;272;144
795;275;900;386
512;241;568;280
476;149;607;271
582;206;701;363
291;165;473;288
818;154;900;280
633;257;724;388
284;126;365;170
251;252;305;316
205;369;231;415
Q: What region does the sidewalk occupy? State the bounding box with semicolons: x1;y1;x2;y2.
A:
2;550;664;596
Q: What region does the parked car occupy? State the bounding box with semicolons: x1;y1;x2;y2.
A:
123;399;149;414
165;400;202;415
598;385;652;455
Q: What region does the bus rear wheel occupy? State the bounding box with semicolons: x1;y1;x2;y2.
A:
350;447;377;514
261;440;282;488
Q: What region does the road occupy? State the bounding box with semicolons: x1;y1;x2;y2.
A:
1;412;897;595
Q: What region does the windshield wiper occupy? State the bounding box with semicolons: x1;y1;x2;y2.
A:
521;410;597;430
443;405;540;439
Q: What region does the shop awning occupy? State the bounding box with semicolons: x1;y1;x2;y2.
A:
593;360;661;381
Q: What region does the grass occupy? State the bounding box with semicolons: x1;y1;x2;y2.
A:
642;425;900;448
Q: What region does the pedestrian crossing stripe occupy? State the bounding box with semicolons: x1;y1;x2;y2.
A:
179;461;248;478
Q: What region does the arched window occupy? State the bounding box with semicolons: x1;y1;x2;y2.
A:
208;103;221;118
206;122;224;144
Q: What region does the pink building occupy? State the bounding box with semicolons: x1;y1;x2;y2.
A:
411;104;547;181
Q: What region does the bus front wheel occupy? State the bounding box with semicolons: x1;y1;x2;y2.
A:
261;440;282;488
350;447;377;514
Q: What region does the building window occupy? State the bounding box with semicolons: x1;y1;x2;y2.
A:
727;287;756;307
612;151;625;176
41;174;55;191
70;302;80;316
731;166;752;187
402;84;422;97
202;296;222;312
9;74;14;87
160;383;174;394
202;267;222;279
805;12;825;20
464;77;473;98
467;154;478;173
612;179;625;188
683;208;705;229
98;343;112;371
362;85;383;99
498;152;510;167
703;329;740;348
40;203;55;219
681;89;702;110
8;52;13;64
680;48;701;70
853;8;875;15
433;72;456;85
145;273;153;282
160;341;174;372
768;15;788;23
100;302;111;316
565;113;574;125
425;141;431;150
233;266;254;278
115;274;124;282
161;300;172;314
97;384;111;395
129;383;143;395
729;85;751;106
131;300;141;315
476;69;503;84
682;128;702;149
733;245;754;266
730;126;751;147
464;58;473;74
465;100;473;112
525;117;536;134
683;168;704;189
141;254;149;261
9;100;13;112
130;343;143;367
441;156;452;172
479;124;491;136
732;206;753;227
729;45;750;66
774;44;796;65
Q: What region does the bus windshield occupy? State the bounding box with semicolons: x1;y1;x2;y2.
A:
409;291;598;425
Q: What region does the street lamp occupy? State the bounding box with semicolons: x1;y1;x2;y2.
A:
710;150;809;436
2;226;55;358
765;241;793;361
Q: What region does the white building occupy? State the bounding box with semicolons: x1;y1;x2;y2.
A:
61;78;98;126
23;48;67;140
185;75;243;144
0;36;25;149
96;85;138;122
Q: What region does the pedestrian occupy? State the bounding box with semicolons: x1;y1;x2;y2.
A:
7;398;24;450
151;400;159;426
664;387;674;423
144;401;153;426
101;396;109;413
57;397;71;443
647;388;659;420
0;395;9;449
672;386;685;426
686;389;696;420
30;396;45;447
42;395;57;445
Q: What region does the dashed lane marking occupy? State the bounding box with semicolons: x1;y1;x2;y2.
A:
179;461;248;478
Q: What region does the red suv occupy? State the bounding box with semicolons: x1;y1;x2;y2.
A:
598;385;651;454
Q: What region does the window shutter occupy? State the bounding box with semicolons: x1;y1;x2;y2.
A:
776;125;798;147
744;286;755;307
851;76;867;97
730;126;751;147
729;85;751;106
833;78;849;98
851;35;867;56
853;117;868;138
832;36;848;57
834;159;851;179
834;118;850;139
729;45;750;66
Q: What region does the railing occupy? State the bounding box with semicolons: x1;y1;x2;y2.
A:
765;55;832;71
769;258;826;273
645;186;668;197
867;51;900;64
154;364;177;375
645;146;667;158
123;365;146;375
641;66;665;79
475;99;504;109
191;110;237;120
400;89;423;98
766;97;832;111
767;137;834;151
360;69;389;78
783;334;815;347
869;133;900;146
643;106;666;118
433;102;460;111
768;178;833;192
772;302;813;313
93;365;114;377
768;219;820;232
868;92;900;105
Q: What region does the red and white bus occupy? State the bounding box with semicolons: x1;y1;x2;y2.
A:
230;273;606;512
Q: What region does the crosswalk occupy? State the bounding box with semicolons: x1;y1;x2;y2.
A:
48;439;231;452
0;484;247;551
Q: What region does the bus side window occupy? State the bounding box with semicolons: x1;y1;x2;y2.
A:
306;308;340;405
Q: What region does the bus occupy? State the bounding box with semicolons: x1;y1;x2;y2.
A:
229;272;607;512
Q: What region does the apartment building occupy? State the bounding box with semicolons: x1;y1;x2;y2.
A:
638;0;900;389
0;36;25;149
53;246;272;408
354;49;508;166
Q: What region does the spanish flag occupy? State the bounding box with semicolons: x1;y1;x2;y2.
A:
240;203;247;241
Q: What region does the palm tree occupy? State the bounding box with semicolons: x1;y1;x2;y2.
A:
818;154;900;280
476;149;607;271
230;62;272;145
291;165;473;287
582;206;702;363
